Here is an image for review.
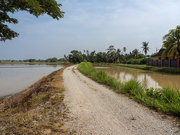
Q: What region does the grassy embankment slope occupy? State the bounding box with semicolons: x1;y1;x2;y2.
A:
0;67;73;134
78;62;180;117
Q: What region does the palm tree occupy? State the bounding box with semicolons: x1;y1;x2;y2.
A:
107;45;116;54
123;47;126;54
116;48;121;63
162;26;180;59
132;49;140;58
141;41;149;56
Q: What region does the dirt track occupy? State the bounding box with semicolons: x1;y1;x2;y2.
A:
63;65;180;135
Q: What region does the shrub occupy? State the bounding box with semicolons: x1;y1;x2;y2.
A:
140;58;148;64
126;58;148;65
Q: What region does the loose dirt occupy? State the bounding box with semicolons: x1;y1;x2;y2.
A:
63;65;180;135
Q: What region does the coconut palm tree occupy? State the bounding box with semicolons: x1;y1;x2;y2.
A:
162;26;180;59
123;47;127;54
141;41;149;56
116;48;121;63
107;45;116;54
132;49;140;58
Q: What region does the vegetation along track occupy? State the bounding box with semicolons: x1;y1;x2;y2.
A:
63;65;180;135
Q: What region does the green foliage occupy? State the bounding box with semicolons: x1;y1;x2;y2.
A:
132;49;140;58
106;45;116;53
161;88;180;103
127;58;140;64
126;58;148;65
78;62;120;89
28;59;36;62
141;41;150;55
162;25;180;59
45;57;58;62
146;88;162;99
139;58;148;64
66;45;148;64
32;94;50;104
122;79;143;95
68;50;84;64
78;62;180;117
123;47;126;53
78;62;92;68
116;63;180;74
0;0;64;41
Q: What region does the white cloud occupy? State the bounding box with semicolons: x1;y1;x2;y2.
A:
1;0;180;59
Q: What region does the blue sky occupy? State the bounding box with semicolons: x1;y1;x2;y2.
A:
1;0;180;60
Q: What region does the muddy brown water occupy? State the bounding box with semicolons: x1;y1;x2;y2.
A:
0;64;63;97
95;66;180;90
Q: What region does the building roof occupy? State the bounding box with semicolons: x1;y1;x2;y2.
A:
151;48;165;58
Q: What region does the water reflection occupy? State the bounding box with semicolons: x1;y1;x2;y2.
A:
95;66;180;90
0;64;63;97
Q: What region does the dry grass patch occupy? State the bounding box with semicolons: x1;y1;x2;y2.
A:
0;67;73;135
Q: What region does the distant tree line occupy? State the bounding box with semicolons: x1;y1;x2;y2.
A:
0;57;67;63
65;45;150;64
65;25;180;64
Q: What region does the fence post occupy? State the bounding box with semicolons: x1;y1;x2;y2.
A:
177;59;179;68
161;59;163;67
169;59;171;67
155;60;158;66
151;60;152;66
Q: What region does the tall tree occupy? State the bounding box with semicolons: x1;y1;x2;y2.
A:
86;50;90;61
106;45;116;63
116;48;121;63
106;45;116;54
0;0;64;41
132;49;140;58
162;26;180;59
141;41;150;55
123;47;127;54
108;51;117;63
89;50;96;63
64;55;68;61
68;50;83;64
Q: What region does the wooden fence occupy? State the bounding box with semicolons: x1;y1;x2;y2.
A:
148;59;180;68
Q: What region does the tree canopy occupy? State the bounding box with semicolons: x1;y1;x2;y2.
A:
141;41;149;55
162;26;180;59
0;0;64;41
66;46;147;64
123;47;126;54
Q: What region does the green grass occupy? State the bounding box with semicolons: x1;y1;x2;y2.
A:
32;94;50;104
78;62;180;117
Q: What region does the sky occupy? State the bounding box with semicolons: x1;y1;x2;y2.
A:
1;0;180;60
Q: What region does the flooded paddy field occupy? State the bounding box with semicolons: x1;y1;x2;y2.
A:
0;64;63;97
95;66;180;90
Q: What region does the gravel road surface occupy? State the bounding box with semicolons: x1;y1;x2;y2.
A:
63;65;180;135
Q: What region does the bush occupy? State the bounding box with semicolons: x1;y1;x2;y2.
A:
127;58;148;65
140;58;148;64
126;59;138;64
